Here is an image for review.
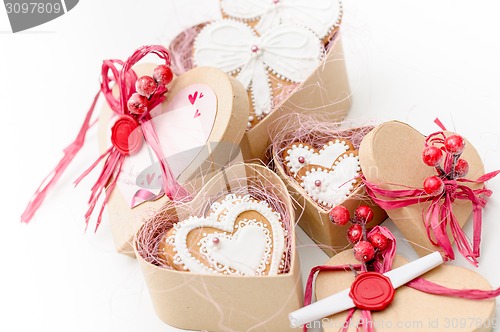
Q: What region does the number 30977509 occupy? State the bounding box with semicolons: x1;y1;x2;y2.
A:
5;2;62;14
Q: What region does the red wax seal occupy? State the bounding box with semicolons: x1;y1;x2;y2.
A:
111;115;143;155
349;272;395;311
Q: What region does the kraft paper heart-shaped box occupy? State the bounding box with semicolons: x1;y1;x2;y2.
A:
134;163;302;331
315;250;496;332
271;120;387;257
98;65;250;256
169;0;351;162
359;121;485;257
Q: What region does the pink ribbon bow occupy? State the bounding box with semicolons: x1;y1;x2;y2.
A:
363;125;499;266
21;45;190;231
303;226;500;332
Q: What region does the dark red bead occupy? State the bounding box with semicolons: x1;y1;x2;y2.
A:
347;224;363;244
423;176;445;196
455;159;469;178
368;232;390;251
353;241;375;262
329;205;351;226
422;146;443;166
153;64;173;85
355;205;374;224
444;134;465;155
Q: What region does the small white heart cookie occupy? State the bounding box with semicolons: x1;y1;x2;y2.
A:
283;140;354;177
297;152;361;208
158;194;287;276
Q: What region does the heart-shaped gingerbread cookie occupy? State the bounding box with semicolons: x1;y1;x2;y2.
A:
296;151;361;208
359;121;485;257
135;163;301;331
159;194;287;276
283;140;354;178
315;250;495;332
98;65;249;255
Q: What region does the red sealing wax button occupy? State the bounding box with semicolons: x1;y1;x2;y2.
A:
349;272;395;311
111;115;143;156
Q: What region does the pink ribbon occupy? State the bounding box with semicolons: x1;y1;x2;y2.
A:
303;226;500;332
22;45;190;231
363;128;499;266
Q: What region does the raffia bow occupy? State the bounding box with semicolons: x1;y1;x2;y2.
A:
22;45;189;230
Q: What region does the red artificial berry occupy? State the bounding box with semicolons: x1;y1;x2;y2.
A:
347;224;363;244
127;93;149;115
355;206;374;224
153;64;173;85
444;134;465;155
455;158;469;178
423;176;445;196
422;146;443;167
368;232;390;251
353;241;375;263
329;205;351;226
135;76;157;98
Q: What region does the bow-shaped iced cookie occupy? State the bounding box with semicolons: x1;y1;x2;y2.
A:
194;19;322;128
159;194;287;276
220;0;342;39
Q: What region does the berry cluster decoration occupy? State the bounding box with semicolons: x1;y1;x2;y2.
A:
112;64;174;156
422;133;468;196
329;205;390;267
127;64;173;116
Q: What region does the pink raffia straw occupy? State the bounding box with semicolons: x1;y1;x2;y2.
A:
22;45;191;231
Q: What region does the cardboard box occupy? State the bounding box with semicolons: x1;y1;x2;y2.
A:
359;121;485;257
241;35;351;161
272;124;387;257
98;65;250;256
315;250;495;332
170;28;352;162
135;163;303;331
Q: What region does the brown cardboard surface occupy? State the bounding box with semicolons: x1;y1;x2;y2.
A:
315;251;495;332
234;34;351;162
359;121;485;257
135;164;302;331
98;65;249;255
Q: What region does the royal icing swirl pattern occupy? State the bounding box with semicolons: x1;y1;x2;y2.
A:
162;194;287;276
220;0;343;39
193;19;322;127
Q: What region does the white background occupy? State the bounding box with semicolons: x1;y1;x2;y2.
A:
1;0;500;331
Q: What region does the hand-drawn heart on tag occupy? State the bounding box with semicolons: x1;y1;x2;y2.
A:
123;82;217;195
315;250;495;332
359;121;485;257
98;65;249;255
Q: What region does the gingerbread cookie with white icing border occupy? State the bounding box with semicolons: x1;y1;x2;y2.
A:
193;19;323;129
296;151;361;209
283;139;355;178
158;194;287;276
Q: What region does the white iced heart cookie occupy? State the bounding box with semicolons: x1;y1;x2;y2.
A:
283;140;353;177
297;152;361;208
158;194;287;276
